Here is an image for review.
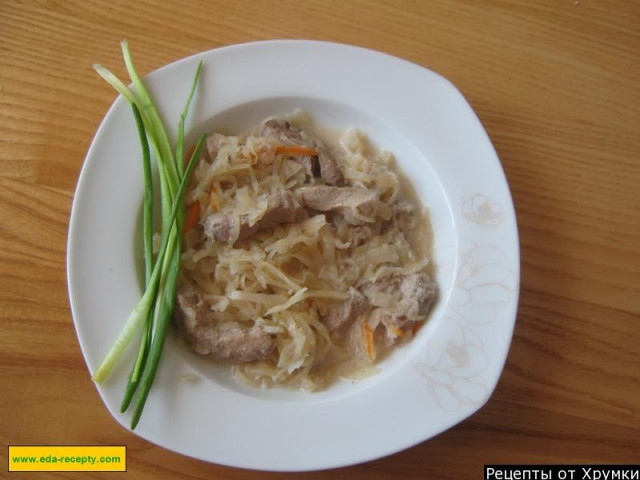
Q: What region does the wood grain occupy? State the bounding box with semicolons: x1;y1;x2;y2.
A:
1;0;638;478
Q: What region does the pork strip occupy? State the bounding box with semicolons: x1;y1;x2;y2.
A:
299;185;377;224
362;272;436;342
175;285;275;362
323;288;368;332
204;190;302;244
261;118;342;185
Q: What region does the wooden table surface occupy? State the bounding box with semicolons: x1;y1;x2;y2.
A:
1;0;639;478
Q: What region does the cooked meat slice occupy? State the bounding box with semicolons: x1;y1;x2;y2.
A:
253;190;302;229
361;272;436;340
175;285;275;362
261;118;342;185
299;185;377;224
261;118;305;146
300;186;376;213
204;190;302;243
398;272;437;318
323;288;368;332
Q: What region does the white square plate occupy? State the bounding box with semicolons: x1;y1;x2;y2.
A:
67;40;519;471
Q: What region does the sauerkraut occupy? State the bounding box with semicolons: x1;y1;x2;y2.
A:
176;111;436;390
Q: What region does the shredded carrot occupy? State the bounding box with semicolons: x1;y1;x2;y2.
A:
411;321;425;335
274;145;319;156
389;325;405;338
363;321;374;360
183;201;200;233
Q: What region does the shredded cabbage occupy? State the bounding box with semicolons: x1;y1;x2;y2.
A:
178;113;435;390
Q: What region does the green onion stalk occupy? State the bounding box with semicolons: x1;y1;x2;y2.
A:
92;41;205;429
